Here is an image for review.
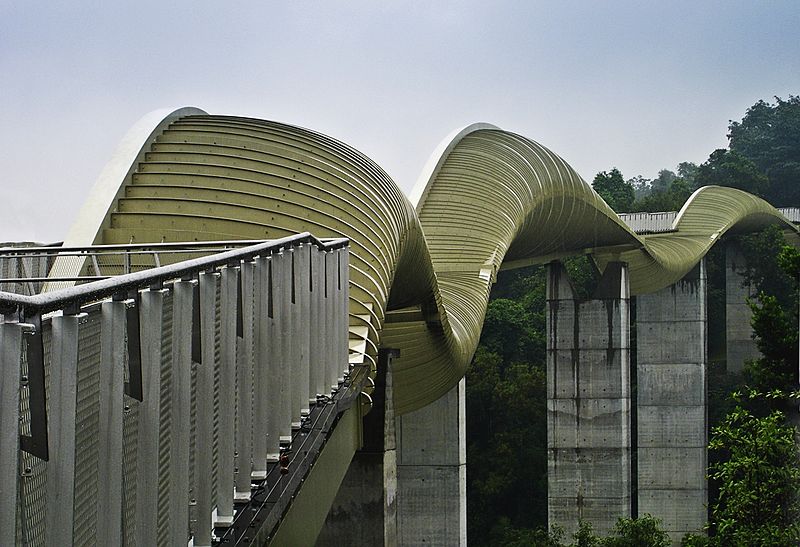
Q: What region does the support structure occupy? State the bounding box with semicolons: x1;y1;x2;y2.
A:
317;349;399;546
395;378;467;546
636;261;707;542
725;243;759;373
546;261;632;536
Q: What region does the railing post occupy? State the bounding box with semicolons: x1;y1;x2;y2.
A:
97;298;126;545
215;265;238;526
0;322;23;547
338;248;349;381
46;312;81;546
169;280;194;544
296;243;312;418
265;253;283;459
277;251;293;444
193;271;218;546
235;262;255;501
310;245;325;402
135;286;165;546
325;250;337;392
252;256;269;479
288;247;302;429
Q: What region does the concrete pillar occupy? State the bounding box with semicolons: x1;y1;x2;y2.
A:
395;378;467;546
726;243;759;373
547;261;632;537
317;349;399;546
636;261;707;543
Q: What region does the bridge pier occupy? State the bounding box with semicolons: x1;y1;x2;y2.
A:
636;261;707;542
725;242;759;373
395;378;467;546
317;349;399;546
546;261;632;537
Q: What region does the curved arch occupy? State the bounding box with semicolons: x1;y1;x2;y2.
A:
66;109;798;414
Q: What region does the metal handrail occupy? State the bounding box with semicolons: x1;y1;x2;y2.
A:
0;238;271;255
0;233;348;318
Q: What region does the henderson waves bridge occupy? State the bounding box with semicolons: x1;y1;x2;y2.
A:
1;107;798;546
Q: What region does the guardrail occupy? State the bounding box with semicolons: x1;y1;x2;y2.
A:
0;240;270;294
0;233;352;546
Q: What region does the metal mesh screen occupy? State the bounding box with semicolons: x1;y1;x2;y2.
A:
16;325;52;546
156;292;174;544
73;313;102;547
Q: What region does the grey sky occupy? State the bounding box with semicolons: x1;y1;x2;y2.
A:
2;1;798;242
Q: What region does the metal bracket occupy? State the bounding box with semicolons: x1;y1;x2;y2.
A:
236;267;244;338
20;314;49;460
191;281;202;364
124;291;143;401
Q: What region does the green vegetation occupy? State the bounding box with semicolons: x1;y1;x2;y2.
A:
594;96;800;214
686;392;799;546
466;96;800;545
592;168;635;212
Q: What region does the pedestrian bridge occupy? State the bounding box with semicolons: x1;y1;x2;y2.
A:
1;107;796;545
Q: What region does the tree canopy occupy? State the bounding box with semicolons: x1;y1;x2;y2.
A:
592;168;635;212
729;96;800;206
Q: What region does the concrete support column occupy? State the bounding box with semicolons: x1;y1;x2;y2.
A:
317;349;399;546
726;243;759;373
395;378;467;546
547;261;632;537
636;261;707;542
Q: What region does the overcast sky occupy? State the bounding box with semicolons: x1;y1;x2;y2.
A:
2;1;798;242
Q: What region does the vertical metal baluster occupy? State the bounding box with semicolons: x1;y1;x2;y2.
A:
341;248;351;376
335;249;345;382
252;256;268;480
169;281;193;545
297;244;311;418
97;299;126;545
309;246;323;404
288;247;301;430
265;254;281;461
325;251;337;392
194;271;217;546
46;312;81;546
0;322;23;547
215;266;237;526
234;262;255;501
135;286;165;546
277;251;293;445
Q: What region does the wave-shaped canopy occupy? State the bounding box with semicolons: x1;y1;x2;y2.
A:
64;108;797;414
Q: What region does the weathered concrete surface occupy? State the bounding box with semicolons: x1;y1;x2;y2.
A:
396;378;467;546
725;243;759;373
547;261;632;537
317;349;398;546
636;261;707;543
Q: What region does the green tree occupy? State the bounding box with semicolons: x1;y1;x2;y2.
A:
736;228;799;395
693;149;768;197
631;175;692;212
600;515;671;547
728;96;800;206
705;398;800;546
677;161;699;187
592;168;635;212
651;169;677;193
627;175;652;200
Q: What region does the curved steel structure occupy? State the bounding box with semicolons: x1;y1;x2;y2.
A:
65;108;798;414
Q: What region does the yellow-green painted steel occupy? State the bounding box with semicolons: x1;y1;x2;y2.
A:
66;109;798;415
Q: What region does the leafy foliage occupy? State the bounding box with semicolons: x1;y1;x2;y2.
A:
703;395;800;546
599;515;671;547
467;265;549;544
693;149;768;196
728;96;800;206
592;168;635;212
